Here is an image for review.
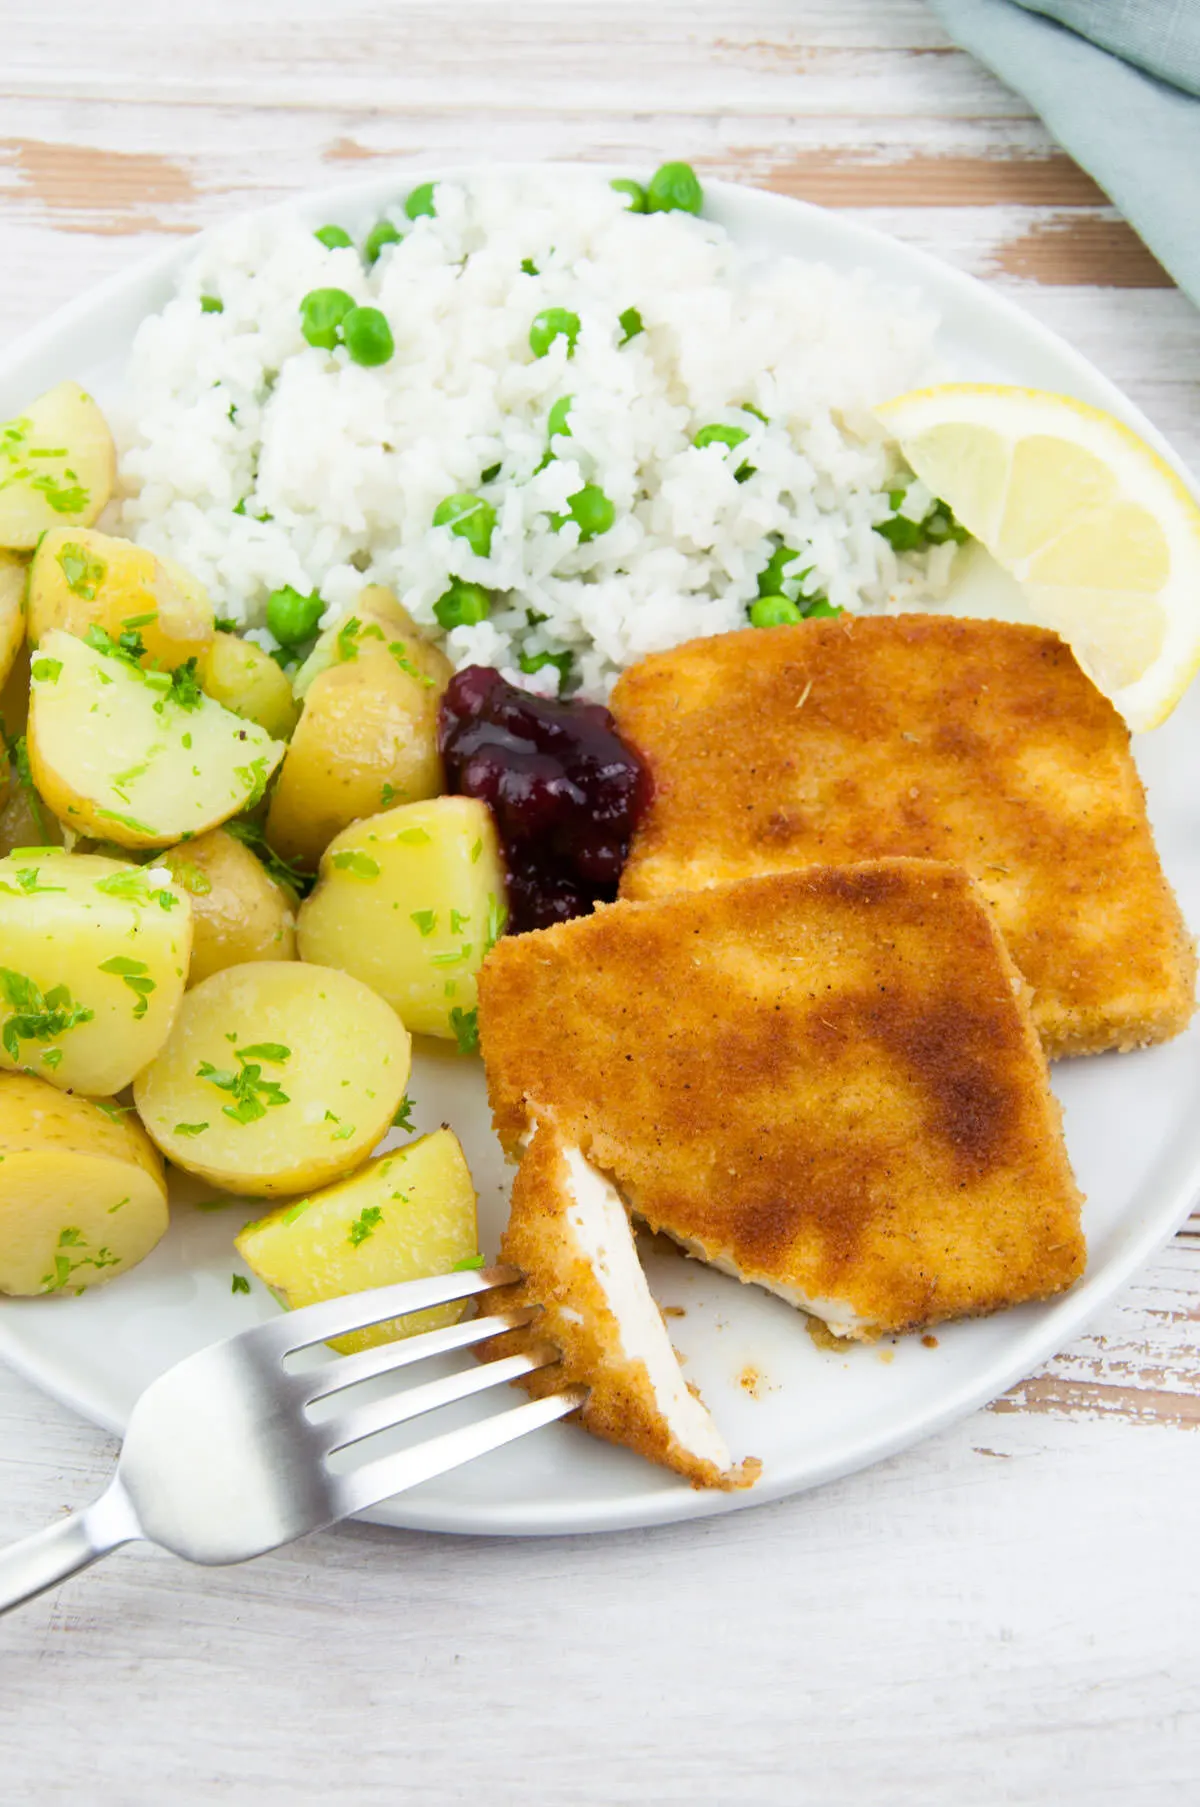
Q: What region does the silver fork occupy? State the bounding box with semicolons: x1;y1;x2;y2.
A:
0;1266;579;1615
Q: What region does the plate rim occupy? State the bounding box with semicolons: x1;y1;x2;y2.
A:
1;160;1198;1538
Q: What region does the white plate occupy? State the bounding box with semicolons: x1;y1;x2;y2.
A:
2;167;1199;1538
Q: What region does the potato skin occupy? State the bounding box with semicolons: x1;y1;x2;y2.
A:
267;598;452;870
0;1072;168;1296
27;528;214;670
162;829;297;986
200;632;300;741
133;960;411;1197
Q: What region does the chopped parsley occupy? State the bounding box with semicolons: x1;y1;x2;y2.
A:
3;729;46;840
393;827;431;846
449;1005;479;1055
0;866;65;898
94;868;179;911
200;295;224;314
449;908;469;935
469;838;483;864
389;640;435;687
875;486;970;553
618;305;644;344
336;616;363;662
97;807;157;836
381;782;399;807
452;1253;486;1271
410;910;436;937
197;1045;290;1125
99;955;156;1019
0;968;94;1065
169;860;213;897
56;541;107;600
331;850;380;880
224;818;314;899
234;756;273;808
169;657;205;709
85;622;147;672
348;1204;384;1248
31;657;62;684
174;1121;209;1136
391;1094;416;1132
231;1273;251;1294
484;892;507;952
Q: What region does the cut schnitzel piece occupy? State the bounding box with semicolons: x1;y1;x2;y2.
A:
479;1121;758;1490
611;615;1196;1060
479;861;1086;1339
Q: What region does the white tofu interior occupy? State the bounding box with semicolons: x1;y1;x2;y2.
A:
560;1143;732;1472
655;1228;869;1339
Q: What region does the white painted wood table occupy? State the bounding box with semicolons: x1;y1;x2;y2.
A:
3;6;1200;1800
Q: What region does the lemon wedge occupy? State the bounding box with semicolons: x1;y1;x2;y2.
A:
875;384;1200;730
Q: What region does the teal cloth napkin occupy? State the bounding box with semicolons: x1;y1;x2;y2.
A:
926;0;1200;307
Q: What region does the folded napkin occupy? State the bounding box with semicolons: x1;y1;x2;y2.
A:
927;0;1200;307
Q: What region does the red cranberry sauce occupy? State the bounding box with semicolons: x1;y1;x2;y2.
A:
438;665;652;933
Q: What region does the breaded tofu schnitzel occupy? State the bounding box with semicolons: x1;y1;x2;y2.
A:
479;861;1086;1340
611;616;1196;1060
478;1122;758;1490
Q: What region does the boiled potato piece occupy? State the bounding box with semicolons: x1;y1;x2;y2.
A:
133;961;410;1197
200;631;299;740
297;796;506;1042
28;627;284;849
0;552;25;693
0;383;116;551
292;586;450;700
267;600;452;869
0;850;191;1094
236;1128;478;1352
162;828;296;986
0;1073;168;1296
27;528;214;671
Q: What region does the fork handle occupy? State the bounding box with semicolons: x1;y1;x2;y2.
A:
0;1481;141;1617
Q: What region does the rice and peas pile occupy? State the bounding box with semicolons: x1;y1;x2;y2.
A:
116;166;961;701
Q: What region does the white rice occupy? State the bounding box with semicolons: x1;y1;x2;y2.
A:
115;171;954;699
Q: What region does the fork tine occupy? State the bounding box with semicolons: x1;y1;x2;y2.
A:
321;1345;562;1454
262;1265;521;1354
332;1385;589;1518
303;1308;537;1404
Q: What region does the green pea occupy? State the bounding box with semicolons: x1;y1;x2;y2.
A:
364;219;402;265
804;597;843;619
342;306;395;367
749;594;803;628
611;178;647;213
299;287;357;350
565;484;615;543
433;581;492;630
547;395;574;439
314;225;353;250
405;183;437;221
520;257;539;276
267;585;325;646
618;306;643;344
433;493;496;557
758;543;802;598
694;424;749;452
529;308;581;359
646;162;703;215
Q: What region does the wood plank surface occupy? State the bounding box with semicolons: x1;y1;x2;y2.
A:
2;3;1200;1799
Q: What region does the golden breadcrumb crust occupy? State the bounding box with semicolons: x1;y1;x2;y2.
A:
478;861;1086;1339
611;616;1196;1060
478;1124;758;1490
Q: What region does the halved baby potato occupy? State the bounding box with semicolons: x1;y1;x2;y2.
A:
199;631;300;741
27;627;284;848
133;960;411;1197
236;1128;479;1352
28;527;215;671
0;849;191;1094
0;551;25;693
0;1073;169;1296
0;382;116;552
266;591;452;869
297;796;506;1041
162;827;297;987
